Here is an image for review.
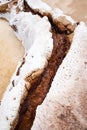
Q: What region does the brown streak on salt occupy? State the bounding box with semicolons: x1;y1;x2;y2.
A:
23;1;76;34
16;57;25;76
11;25;18;32
14;2;73;130
15;27;71;130
12;80;15;87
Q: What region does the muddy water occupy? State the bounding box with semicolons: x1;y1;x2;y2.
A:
43;0;87;22
0;19;25;100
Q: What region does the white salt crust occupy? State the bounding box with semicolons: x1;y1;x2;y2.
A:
17;0;24;11
31;22;87;130
0;12;10;20
0;0;12;5
0;12;53;130
26;0;51;13
0;0;23;20
0;0;11;20
0;0;23;9
25;0;75;24
10;12;52;51
0;0;75;25
0;0;86;130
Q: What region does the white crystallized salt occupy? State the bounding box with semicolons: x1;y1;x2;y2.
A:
0;0;87;130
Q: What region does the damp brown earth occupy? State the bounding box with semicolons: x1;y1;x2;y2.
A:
0;19;25;100
0;1;87;129
0;1;86;101
43;0;87;22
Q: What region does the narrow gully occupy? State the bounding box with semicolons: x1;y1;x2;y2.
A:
14;1;72;130
15;30;71;130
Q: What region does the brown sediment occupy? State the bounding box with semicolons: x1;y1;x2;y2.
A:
11;25;18;32
23;0;34;13
23;1;67;33
16;57;25;76
14;24;71;130
14;1;72;130
0;3;8;12
0;1;12;13
0;1;74;129
0;0;20;13
12;1;75;130
23;0;76;34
